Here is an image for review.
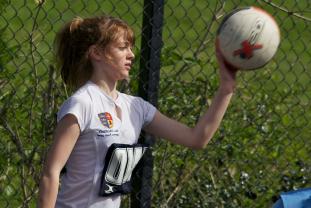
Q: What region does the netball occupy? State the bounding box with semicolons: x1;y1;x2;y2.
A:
217;7;280;70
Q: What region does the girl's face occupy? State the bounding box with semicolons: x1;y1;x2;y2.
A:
102;33;135;80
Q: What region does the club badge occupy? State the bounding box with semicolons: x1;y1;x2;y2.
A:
98;112;113;128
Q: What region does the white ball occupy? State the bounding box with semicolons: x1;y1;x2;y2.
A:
217;7;280;70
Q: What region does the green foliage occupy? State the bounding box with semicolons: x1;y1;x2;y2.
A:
0;1;16;69
152;20;311;206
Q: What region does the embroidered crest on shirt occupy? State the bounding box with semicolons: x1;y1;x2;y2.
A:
98;112;113;128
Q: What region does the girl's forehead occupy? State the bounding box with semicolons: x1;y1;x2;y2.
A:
113;29;134;44
115;35;127;42
112;34;131;45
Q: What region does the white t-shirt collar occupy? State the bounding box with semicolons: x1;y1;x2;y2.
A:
86;80;120;105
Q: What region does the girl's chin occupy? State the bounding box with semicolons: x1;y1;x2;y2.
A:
118;73;130;81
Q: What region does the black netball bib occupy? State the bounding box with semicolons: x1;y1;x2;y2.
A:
99;143;149;196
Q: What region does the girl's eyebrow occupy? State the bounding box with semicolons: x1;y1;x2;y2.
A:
114;39;132;47
122;41;130;46
118;42;132;47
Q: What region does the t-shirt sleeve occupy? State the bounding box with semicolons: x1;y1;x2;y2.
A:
137;97;157;127
57;96;91;132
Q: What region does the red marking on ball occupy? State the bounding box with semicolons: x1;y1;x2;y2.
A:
233;40;263;59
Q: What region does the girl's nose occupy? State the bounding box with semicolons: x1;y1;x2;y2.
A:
128;48;135;60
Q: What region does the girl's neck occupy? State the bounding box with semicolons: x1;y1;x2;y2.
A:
90;78;118;100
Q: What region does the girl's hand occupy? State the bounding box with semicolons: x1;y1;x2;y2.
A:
215;41;238;94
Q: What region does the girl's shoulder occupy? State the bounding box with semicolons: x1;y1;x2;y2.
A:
68;82;100;102
60;83;95;111
117;92;156;111
118;92;146;104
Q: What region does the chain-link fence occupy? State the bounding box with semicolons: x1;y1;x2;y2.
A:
1;0;310;207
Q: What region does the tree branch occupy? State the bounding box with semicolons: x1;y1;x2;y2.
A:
28;1;45;140
164;164;201;207
161;1;226;94
0;116;26;159
259;0;311;21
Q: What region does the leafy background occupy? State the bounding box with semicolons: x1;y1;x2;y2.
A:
0;0;310;207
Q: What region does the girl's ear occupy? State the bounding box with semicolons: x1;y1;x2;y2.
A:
88;45;103;61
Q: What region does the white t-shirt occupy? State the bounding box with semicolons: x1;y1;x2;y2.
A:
55;81;156;208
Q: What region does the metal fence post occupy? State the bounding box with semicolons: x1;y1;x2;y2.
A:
131;0;164;207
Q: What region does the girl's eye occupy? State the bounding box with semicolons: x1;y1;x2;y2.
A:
119;46;133;51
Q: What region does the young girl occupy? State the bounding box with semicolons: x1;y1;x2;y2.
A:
38;15;237;208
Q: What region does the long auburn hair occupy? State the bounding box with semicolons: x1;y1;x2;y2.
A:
55;15;134;90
